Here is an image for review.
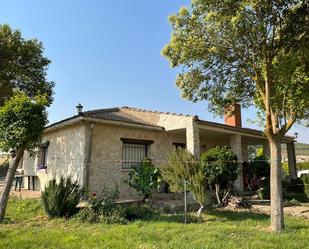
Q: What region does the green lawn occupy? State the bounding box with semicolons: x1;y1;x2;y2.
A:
0;198;308;249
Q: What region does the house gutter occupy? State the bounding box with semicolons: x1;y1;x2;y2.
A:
84;122;94;188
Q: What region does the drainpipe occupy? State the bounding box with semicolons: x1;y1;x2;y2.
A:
84;122;94;188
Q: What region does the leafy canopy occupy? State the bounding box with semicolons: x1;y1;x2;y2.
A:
0;92;48;151
0;24;54;106
162;0;308;135
200;146;239;188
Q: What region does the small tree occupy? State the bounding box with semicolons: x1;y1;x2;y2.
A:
0;93;48;221
200;146;239;206
161;149;206;216
128;159;161;201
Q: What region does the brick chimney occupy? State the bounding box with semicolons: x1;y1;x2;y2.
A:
224;103;242;127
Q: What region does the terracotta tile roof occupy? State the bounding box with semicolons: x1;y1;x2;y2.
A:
82;107;161;128
45;106;294;141
121;106;197;118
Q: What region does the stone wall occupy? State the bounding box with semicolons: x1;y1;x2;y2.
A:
22;123;87;190
88;123;186;199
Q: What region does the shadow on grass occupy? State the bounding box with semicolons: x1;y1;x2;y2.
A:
142;208;270;224
205;209;269;222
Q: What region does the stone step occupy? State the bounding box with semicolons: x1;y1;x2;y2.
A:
152;193;184;201
246;199;270;205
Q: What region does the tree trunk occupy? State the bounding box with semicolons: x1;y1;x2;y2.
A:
269;138;284;231
0;148;24;222
197;204;204;217
215;184;221;206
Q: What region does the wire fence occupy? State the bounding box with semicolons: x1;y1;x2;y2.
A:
46;156;289;164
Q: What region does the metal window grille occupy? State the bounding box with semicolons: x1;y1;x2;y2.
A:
122;143;148;169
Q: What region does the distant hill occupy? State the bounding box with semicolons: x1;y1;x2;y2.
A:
295;143;309;156
282;143;309;156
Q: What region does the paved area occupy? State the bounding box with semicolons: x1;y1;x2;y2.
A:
251;203;309;220
0;185;41;199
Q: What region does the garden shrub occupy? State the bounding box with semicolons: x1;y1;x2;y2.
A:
89;185;119;216
161;148;207;216
127;158;161;201
76;185;125;224
200;146;239;206
122;204;156;221
41;177;85;218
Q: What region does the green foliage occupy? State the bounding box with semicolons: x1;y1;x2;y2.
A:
0;24;54;106
0;92;48;152
256;147;264;157
245;155;270;178
89;185;119;216
128;159;161;200
161;149;207;209
76;207;127;224
301;174;309;199
257;186;270;200
77;185;121;223
0;159;9;177
161;148;199;191
162;0;308;131
41;177;85;218
282;162;289;175
200;146;239;187
298;161;309;170
283;198;301;207
122;204;156;221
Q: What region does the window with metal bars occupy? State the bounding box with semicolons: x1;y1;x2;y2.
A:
121;138;153;169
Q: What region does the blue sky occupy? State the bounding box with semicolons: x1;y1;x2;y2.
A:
1;0;308;143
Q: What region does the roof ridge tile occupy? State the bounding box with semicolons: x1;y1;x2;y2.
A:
120;106;196;118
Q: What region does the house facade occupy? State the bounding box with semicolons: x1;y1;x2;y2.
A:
21;105;297;199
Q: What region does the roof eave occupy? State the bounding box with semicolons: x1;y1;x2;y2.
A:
197;120;295;142
44;116;165;133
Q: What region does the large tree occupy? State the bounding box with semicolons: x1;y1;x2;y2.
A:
162;0;308;231
0;24;54;106
0;24;53;221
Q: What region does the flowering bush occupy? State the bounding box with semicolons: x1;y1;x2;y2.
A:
77;185;122;223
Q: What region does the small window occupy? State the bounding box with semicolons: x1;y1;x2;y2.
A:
37;141;49;170
173;143;186;149
121;138;153;169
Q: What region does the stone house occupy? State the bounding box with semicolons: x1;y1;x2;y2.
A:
21;104;297;199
